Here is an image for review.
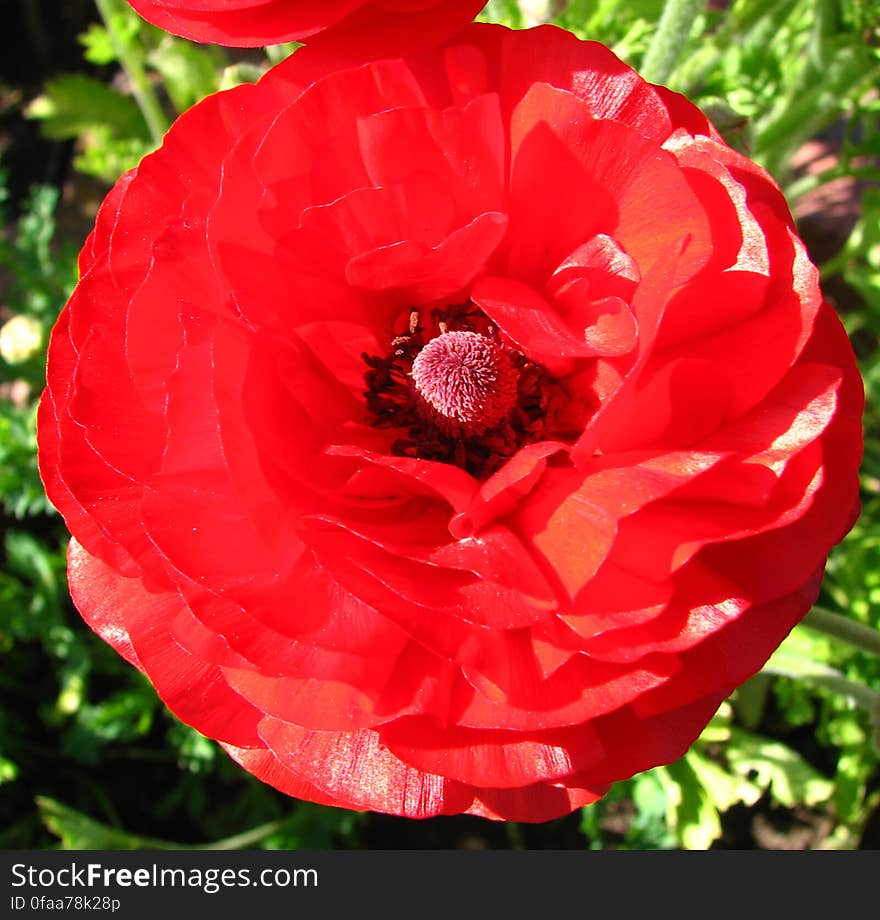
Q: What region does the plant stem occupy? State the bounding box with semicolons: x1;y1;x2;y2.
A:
640;0;706;86
761;654;880;713
802;607;880;658
505;822;527;850
94;0;169;145
755;53;879;181
200;818;290;850
785;165;880;206
673;0;796;95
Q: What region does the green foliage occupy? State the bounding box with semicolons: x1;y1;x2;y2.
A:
558;0;880;848
146;39;224;113
26;0;234;180
26;74;150;143
0;180;78;332
37;795;366;851
26;76;153;182
2;0;879;851
824;186;880;475
580;776;675;850
80;5;142;66
478;0;526;27
38;797;183;850
581;703;838;848
0;404;51;518
725;729;834;809
0;168;77;518
62;685;158;764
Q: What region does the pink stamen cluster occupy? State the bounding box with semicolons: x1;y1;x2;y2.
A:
410;330;518;433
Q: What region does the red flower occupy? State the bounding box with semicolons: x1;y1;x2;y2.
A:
125;0;488;50
39;24;863;822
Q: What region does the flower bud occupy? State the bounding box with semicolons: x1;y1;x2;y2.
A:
0;315;44;365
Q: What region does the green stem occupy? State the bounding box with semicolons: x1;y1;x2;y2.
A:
785;164;880;206
802;607;880;658
755;53;879;180
761;654;880;713
808;0;841;72
640;0;706;86
200;818;290;851
820;244;852;281
94;0;169;145
674;0;796;94
505;822;527;850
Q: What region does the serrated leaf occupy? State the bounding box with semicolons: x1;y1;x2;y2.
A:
660;758;723;850
0;404;54;518
37;797;300;851
26;74;150;142
628;770;676;847
82;0;142;60
73;136;153;184
727;727;834;808
79;24;117;65
147;40;221;113
631;770;668;825
37;797;182;850
687;747;762;810
75;685;157;744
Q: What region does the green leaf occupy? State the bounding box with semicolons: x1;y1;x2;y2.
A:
61;683;157;763
0;754;19;785
628;771;676;848
0;404;53;518
80;0;142;64
79;24;118;65
260;802;366;850
26;74;150;142
147;40;221;113
0;179;78;341
657;758;724;850
687;747;762;811
699;700;734;742
219;62;266;91
833;750;867;822
167;719;217;773
37;797;183;850
72;135;153;184
477;0;525;27
726;727;834;808
37;798;312;851
731;673;773;730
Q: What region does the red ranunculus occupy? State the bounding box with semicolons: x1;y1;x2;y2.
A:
39;24;863;822
125;0;488;50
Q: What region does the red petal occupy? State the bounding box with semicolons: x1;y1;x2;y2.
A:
258;719;474;819
379;717;606;788
68;542;263;747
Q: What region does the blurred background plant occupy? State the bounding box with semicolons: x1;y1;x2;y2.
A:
1;0;878;850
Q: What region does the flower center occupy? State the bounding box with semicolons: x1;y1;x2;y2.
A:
362;304;568;479
411;331;518;433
